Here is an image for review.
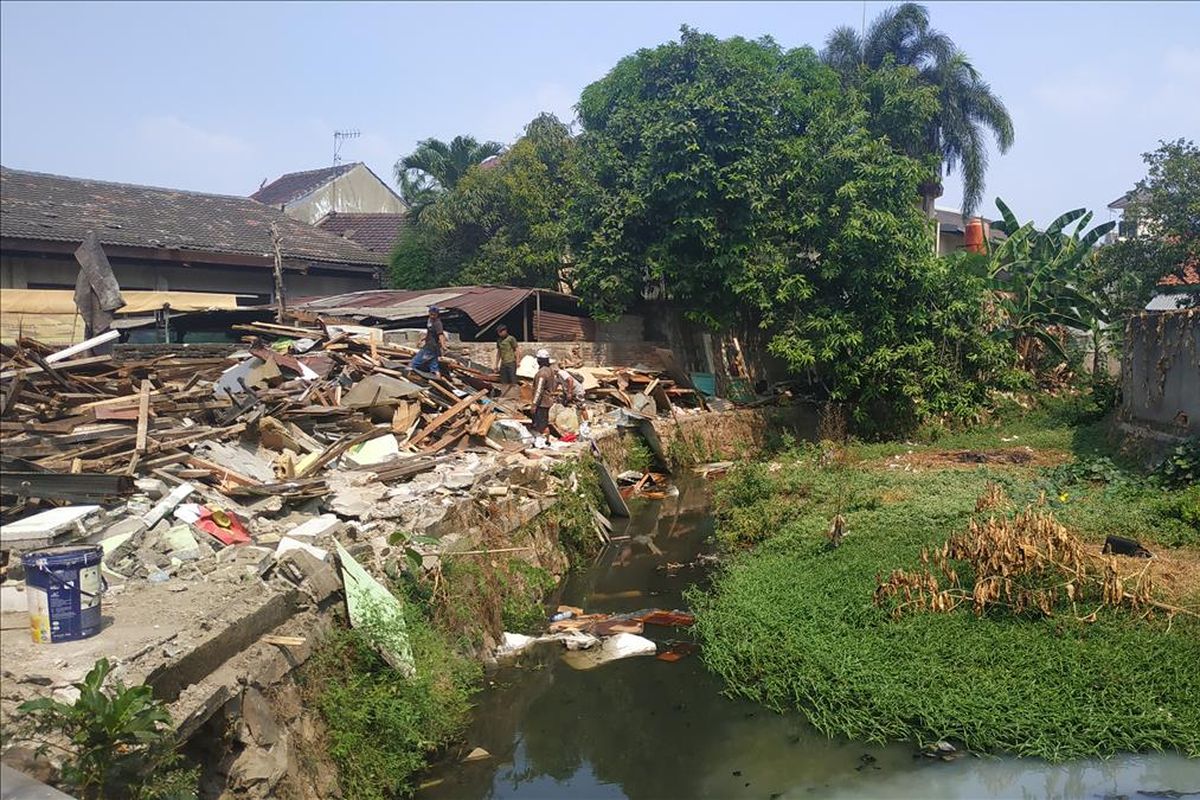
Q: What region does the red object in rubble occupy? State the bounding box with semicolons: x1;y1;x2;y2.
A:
194;508;251;546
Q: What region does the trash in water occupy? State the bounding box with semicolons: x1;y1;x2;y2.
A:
561;632;657;670
656;641;699;662
463;747;491;762
632;609;696;627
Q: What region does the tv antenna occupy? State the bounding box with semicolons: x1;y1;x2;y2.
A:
333;129;360;165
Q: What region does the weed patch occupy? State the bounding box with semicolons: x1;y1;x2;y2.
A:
691;424;1200;761
303;607;480;800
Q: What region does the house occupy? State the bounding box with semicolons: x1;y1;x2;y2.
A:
1;167;386;304
1107;190;1150;240
934;208;1004;256
1108;188;1199;310
251;162;406;224
316;212;407;255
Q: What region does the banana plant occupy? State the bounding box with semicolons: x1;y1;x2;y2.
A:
985;198;1114;370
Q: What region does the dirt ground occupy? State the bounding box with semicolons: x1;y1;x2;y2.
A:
875;447;1071;471
1091;545;1200;606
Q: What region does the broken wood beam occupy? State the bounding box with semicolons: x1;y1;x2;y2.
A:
406;389;487;448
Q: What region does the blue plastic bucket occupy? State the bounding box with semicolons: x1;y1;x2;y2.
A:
22;545;104;643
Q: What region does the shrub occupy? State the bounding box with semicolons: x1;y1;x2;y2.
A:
12;658;196;800
304;608;480;800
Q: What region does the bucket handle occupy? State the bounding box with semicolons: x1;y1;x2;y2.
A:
35;569;107;600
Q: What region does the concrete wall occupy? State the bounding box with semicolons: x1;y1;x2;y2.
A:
462;339;668;369
594;314;646;343
285;165;407;225
1;253;376;300
1120;308;1199;440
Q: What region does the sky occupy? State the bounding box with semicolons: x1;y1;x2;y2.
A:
2;1;1198;226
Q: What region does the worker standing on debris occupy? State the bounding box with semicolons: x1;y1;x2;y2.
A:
531;348;557;435
495;323;519;385
410;306;448;376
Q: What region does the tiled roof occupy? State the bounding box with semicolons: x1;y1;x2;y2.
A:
250;163;357;207
1;167;385;267
1158;260;1200;288
317;212;407;254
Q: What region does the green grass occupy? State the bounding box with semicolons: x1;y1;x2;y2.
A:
691;419;1200;761
303;607;481;800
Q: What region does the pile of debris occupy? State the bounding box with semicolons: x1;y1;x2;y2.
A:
0;321;727;603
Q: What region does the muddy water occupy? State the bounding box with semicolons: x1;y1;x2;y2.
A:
420;478;1199;800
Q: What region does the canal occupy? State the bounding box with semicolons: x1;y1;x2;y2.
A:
420;475;1200;799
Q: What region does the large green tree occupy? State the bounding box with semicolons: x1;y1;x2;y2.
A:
1090;138;1200;322
393;135;504;219
572;28;1012;426
821;3;1014;218
389;114;576;289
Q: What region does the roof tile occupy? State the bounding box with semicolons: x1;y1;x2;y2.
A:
317;212;407;254
1;167;384;267
251;163;357;207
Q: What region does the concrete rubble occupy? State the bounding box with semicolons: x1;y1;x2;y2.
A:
0;317;748;796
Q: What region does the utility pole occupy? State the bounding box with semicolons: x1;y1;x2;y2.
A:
270;223;287;323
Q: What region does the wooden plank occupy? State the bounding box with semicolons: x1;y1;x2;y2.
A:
183;454;260;488
0;355;112;380
407;389;487;448
135;379;151;454
421;427;466;454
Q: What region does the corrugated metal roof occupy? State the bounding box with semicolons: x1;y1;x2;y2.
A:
298;285;534;327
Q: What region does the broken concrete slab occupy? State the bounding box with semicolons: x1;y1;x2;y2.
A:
275;536;329;563
141;483;194;529
1;505;101;549
284;513;342;540
241;686;281;747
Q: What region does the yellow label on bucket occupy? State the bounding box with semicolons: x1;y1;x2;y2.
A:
27;586;51;643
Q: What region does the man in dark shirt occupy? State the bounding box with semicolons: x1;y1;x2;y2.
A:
410;306;447;376
530;348;556;435
495;324;519;385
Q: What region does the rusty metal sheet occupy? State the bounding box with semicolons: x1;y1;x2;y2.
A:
533;309;595;341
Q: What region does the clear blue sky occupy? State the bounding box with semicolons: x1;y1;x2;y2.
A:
2;1;1197;225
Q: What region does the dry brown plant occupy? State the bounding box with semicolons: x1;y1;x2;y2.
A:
975;480;1008;513
875;502;1196;622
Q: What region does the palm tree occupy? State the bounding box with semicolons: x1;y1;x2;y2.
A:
821;3;1013;218
394;135;504;219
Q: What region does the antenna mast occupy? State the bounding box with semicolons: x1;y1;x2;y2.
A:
333;129;360;165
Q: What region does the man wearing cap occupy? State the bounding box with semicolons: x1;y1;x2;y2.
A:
494;324;519;385
410;306;448;376
530;348;557;435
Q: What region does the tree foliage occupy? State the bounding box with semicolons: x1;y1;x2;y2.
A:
393;135;504;219
1090;138;1200;321
820;3;1014;217
987;198;1113;371
571;28;1013;427
389;114;576;289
